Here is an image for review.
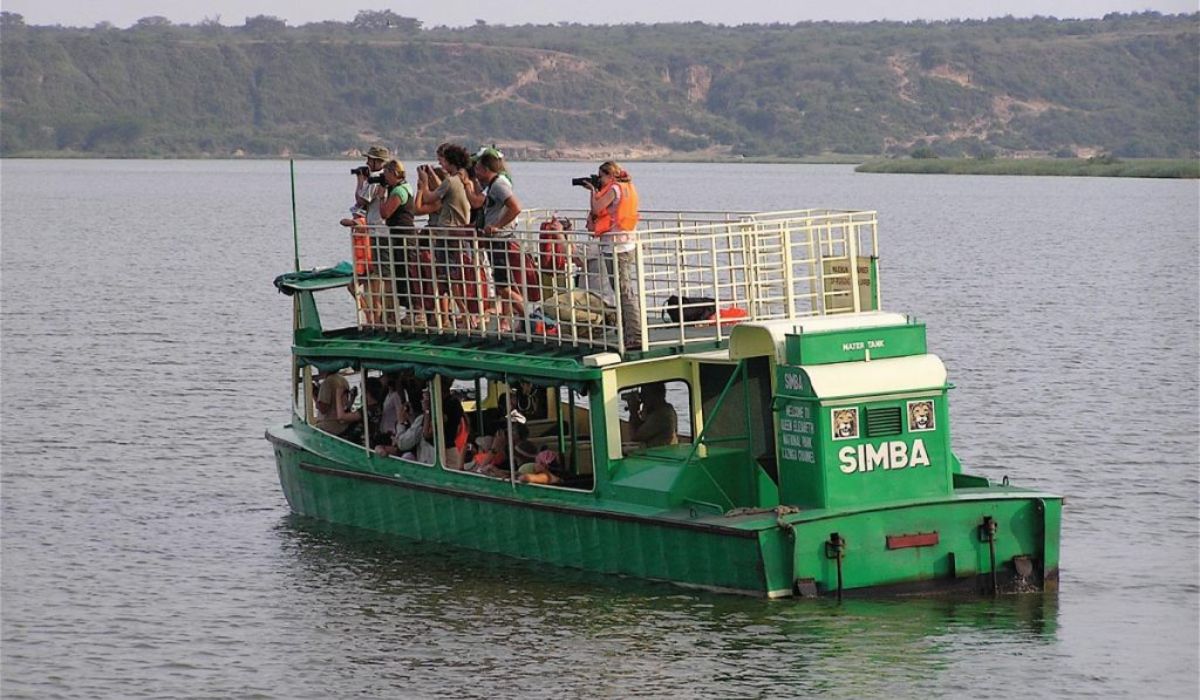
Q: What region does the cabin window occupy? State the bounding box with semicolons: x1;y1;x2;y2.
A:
617;379;691;456
698;358;776;482
435;377;595;491
521;383;594;491
306;367;367;445
311;285;361;332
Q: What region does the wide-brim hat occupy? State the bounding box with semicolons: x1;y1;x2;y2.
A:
365;145;391;160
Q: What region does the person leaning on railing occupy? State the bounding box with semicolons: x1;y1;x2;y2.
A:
414;144;477;330
378;159;419;327
474;151;529;331
584;161;642;350
339;145;391;326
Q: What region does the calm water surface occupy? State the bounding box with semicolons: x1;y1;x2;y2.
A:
2;160;1197;698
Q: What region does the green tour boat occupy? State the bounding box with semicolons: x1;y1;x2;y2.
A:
267;207;1062;598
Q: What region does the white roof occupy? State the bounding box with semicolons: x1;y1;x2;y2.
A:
803;354;947;399
729;312;911;363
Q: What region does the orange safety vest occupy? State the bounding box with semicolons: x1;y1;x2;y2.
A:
591;181;640;236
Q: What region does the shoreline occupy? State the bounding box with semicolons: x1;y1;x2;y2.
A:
855;157;1199;179
4;152;1197;177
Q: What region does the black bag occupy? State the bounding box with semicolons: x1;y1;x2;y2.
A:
663;295;716;323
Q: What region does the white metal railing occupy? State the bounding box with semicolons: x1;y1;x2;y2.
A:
345;209;879;355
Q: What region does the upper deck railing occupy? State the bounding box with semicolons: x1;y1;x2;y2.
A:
345;208;879;356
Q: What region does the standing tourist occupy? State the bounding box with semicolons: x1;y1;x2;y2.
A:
378;159;419;327
475;151;527;330
414;144;475;329
583;161;642;350
339;145;391;325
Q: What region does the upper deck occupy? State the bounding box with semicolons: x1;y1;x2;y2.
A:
338;208;880;358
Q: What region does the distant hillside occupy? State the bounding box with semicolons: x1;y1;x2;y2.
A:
1;11;1196;159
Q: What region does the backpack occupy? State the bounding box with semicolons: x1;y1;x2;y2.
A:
663;295;716;323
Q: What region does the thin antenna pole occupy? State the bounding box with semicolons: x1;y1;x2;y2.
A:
290;159;300;271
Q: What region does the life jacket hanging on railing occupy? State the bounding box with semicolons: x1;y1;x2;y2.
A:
538;218;570;272
350;215;373;275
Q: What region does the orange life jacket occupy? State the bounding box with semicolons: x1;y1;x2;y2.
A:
591;181;640;236
350;215;372;275
454;415;470;455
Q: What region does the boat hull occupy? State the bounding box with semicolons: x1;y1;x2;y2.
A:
268;425;1060;599
269;426;779;596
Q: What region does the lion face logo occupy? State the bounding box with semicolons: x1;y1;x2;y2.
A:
908;401;935;432
831;408;859;440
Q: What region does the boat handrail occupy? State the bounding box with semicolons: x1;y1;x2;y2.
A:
339;209;880;356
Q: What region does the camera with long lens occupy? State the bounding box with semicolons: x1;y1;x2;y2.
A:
571;175;602;189
351;165;371;176
367;174;388;185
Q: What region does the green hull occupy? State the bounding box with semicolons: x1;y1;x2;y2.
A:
269;424;1061;598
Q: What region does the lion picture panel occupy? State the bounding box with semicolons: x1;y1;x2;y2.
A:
907;400;935;432
831;407;859;440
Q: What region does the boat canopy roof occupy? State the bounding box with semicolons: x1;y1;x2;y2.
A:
729;312;910;363
273;262;354;295
294;330;602;390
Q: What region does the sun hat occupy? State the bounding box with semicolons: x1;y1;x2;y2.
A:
365;145;391;160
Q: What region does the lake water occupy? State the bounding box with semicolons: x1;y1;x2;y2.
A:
2;160;1197;699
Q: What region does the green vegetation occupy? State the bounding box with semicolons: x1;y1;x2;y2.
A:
855;157;1200;178
1;11;1196;160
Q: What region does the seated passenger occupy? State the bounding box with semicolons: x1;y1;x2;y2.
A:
626;381;678;448
440;382;467;469
363;376;387;447
518;448;562;485
315;368;361;437
469;421;532;478
375;384;435;464
379;374;404;443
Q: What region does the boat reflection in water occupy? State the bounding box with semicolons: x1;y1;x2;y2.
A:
275;514;1058;695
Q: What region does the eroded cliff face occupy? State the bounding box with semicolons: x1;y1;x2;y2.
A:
3;14;1195;159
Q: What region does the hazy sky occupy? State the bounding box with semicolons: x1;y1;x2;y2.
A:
3;0;1195;28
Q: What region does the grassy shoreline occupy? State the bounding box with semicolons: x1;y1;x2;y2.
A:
856;157;1199;178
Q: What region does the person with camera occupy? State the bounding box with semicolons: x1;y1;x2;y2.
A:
580;161;642;350
375;382;436;464
415;144;476;329
624;381;677;449
378;159;421;327
474;150;527;331
339;145;391;326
